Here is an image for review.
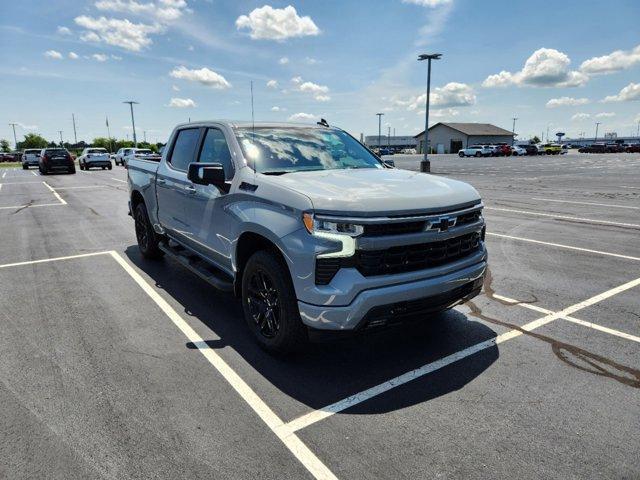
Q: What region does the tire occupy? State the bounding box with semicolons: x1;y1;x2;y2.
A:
22;165;28;170
108;165;112;170
458;151;464;157
475;152;481;157
102;166;106;170
242;250;307;354
69;167;76;174
134;202;164;260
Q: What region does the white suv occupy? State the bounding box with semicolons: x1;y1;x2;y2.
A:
458;145;492;157
115;148;134;166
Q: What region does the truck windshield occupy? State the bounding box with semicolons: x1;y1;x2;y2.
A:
235;127;383;174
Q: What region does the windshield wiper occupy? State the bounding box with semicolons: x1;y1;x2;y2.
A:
261;170;292;175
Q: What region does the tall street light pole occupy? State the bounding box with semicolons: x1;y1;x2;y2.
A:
8;123;18;149
388;126;391;148
418;53;442;173
58;130;63;146
72;113;78;145
376;113;384;152
123;101;139;147
594;122;601;143
511;117;518;145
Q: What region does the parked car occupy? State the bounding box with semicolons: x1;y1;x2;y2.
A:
78;147;112;170
539;143;562;155
459;145;492;157
511;146;526;156
494;144;512;156
522;144;539;156
128;121;487;353
578;143;607;153
21;149;41;169
626;144;640;153
123;148;160;166
115;147;135;166
38;147;75;174
378;147;394;156
561;144;569;155
400;148;417;154
605;143;624;153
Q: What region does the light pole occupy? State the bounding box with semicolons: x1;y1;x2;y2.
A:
594;122;601;143
636;119;639;138
511;117;518;145
58;130;63;146
123;100;139;147
418;53;442;172
8;123;18;149
388;126;391;148
72;113;78;144
376;113;384;152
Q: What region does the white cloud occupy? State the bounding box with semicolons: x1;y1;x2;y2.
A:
44;50;63;59
57;26;72;35
167;97;197;108
75;15;163;51
580;45;640;75
314;95;330;102
430;108;459;118
169;65;231;89
271;106;285;112
571;113;591;121
68;52;79;60
291;76;302;84
94;0;187;23
172;84;180;91
288;112;316;122
397;82;476;111
111;54;122;60
236;5;320;41
402;0;451;6
266;79;278;89
279;56;289;65
595;112;615;118
12;122;38;130
545;96;590;108
92;53;109;62
304;57;318;65
298;81;328;94
482;48;588;88
602;82;640;102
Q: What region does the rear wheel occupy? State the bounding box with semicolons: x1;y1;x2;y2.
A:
134;202;164;260
475;152;481;157
108;165;112;170
242;250;307;354
102;166;106;170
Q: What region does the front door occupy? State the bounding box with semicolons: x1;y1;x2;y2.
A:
181;127;236;268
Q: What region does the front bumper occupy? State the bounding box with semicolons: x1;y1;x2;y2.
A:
298;258;486;331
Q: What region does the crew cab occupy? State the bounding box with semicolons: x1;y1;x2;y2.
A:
78;148;112;170
458;145;492;157
128;121;487;353
39;147;75;174
22;149;41;169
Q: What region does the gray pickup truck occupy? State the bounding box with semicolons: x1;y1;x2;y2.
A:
127;121;487;353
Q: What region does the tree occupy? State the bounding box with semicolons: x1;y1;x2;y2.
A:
531;136;541;144
91;137;116;151
0;139;10;153
17;133;49;150
114;139;135;150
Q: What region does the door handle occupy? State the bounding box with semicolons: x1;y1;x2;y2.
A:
157;178;166;185
184;185;196;193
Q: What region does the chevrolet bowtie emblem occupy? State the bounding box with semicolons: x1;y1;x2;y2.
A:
429;217;456;232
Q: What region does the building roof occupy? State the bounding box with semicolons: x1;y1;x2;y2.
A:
414;122;515;137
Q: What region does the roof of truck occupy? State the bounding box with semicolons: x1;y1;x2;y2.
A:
173;120;332;130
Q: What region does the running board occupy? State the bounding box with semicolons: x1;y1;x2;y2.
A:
159;241;234;292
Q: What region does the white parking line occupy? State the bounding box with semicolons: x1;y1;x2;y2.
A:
31;170;37;176
109;251;338;480
0;251;110;269
485;206;640;229
110;177;127;183
486;233;640;262
493;294;640;344
42;181;68;205
531;197;640;210
1;172;5;179
0;203;63;210
284;277;640;433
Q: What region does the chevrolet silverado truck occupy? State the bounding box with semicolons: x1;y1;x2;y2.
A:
127;121;487;353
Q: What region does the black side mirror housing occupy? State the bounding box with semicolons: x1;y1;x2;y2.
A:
187;162;229;192
383;159;395;168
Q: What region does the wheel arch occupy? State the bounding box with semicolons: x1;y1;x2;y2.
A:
234;231;291;297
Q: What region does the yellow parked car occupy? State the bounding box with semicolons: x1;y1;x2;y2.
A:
541;143;562;155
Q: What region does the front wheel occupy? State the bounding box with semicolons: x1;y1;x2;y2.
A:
475;152;481;157
242;250;307;354
458;151;464;157
134;202;164;260
108;165;112;170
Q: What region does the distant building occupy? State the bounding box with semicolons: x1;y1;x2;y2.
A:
364;135;417;149
414;123;515;154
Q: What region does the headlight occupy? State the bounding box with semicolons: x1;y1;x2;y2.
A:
302;212;361;258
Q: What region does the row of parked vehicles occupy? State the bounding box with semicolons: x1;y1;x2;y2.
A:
458;143;566;158
19;147;160;172
578;143;640;153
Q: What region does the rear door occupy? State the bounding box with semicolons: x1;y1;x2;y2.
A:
156;127;202;237
180;126;236;267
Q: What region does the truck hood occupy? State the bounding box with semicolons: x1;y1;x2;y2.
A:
269;168;481;215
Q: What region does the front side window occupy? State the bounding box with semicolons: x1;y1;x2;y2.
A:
235;127;383;174
199;128;234;180
169;128;200;171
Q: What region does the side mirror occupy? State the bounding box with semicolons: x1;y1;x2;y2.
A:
187;162;228;192
383;159;395;168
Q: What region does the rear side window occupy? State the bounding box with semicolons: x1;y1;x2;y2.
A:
198;128;234;180
169;128;200;171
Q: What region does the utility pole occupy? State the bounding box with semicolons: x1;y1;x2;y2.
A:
388;126;391;148
123;100;139;147
72;113;78;144
376;113;384;152
143;130;147;143
418;53;442;172
594;122;601;143
636;119;639;138
511;117;518;145
58;130;63;146
546;124;550;143
8;123;18;149
106;116;112;153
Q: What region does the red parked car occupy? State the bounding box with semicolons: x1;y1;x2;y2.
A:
494;144;512;156
626;144;640;153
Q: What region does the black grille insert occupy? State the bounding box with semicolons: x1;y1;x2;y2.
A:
363;221;425;237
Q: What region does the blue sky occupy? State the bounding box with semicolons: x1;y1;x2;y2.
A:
1;0;639;146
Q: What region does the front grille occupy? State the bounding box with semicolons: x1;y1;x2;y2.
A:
315;231;481;284
363;221;425;237
355;231;481;277
456;210;482;226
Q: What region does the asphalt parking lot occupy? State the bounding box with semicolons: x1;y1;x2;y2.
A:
1;153;639;479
